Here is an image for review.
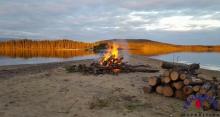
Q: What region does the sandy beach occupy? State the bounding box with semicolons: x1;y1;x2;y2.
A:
0;55;220;117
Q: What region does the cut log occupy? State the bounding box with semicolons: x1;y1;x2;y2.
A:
183;86;194;95
173;81;184;90
207;88;217;97
163;70;170;77
199;82;212;94
197;74;212;82
162;85;174;97
143;84;154;93
175;90;186;100
179;72;189;80
216;100;220;111
183;78;203;85
161;76;171;84
160;61;200;71
170;71;179;81
156;85;163;94
217;85;220;99
148;76;161;86
192;85;201;92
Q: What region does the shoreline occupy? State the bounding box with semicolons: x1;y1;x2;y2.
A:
0;55;220;79
0;55;219;117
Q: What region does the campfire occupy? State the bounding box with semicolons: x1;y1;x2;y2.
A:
66;43;159;75
99;43;123;74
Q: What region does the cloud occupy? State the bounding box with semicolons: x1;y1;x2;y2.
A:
0;0;220;43
138;15;220;31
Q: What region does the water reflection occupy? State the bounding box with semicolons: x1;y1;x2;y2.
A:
151;52;220;71
0;49;94;58
0;47;220;71
128;49;220;56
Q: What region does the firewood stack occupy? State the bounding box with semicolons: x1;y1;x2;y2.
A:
66;56;159;75
143;61;220;110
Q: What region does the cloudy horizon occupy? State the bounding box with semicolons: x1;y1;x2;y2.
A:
0;0;220;45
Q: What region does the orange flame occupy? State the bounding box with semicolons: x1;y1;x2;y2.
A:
102;43;119;61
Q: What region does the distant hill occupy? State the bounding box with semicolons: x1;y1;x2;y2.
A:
95;39;220;56
97;39;174;45
0;38;220;53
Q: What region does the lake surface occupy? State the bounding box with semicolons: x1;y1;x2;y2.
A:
151;52;220;71
0;50;220;71
0;55;98;66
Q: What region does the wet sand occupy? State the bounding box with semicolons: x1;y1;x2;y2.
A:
0;55;220;117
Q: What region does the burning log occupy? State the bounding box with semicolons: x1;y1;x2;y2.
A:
66;57;158;75
66;43;159;75
112;68;120;74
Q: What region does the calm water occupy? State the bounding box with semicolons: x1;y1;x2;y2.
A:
151;52;220;71
0;50;220;71
0;55;98;66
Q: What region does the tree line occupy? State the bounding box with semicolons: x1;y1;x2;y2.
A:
0;39;95;50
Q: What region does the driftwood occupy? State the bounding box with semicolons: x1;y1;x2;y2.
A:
67;62;159;75
160;61;200;72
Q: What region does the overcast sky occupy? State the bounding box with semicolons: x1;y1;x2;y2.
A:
0;0;220;44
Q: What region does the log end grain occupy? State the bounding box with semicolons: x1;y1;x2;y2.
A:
156;86;163;94
170;71;179;81
162;85;174;97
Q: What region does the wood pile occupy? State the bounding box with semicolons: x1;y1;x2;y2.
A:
143;61;220;110
66;56;159;75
